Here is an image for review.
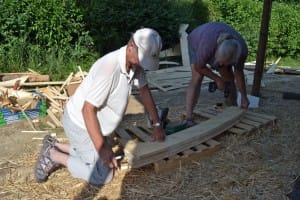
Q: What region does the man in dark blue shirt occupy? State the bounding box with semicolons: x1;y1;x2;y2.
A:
185;22;249;125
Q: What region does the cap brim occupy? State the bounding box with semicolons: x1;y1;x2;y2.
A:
138;51;160;71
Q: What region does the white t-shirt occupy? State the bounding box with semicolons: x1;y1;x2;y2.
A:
66;46;147;136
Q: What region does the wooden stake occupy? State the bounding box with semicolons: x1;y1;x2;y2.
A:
60;72;73;92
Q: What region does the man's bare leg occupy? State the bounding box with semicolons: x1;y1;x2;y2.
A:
55;143;70;154
50;148;69;166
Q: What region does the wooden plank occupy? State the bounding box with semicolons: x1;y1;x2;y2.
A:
128;126;152;142
195;109;219;119
246;110;277;121
154;139;221;173
243;114;270;124
228;127;247;134
148;81;168;92
146;66;190;74
0;76;28;87
60;72;73;92
149;72;191;81
21;81;65;86
138;126;153;135
179;24;190;67
124;107;244;168
115;127;132;140
234;122;255;131
240;118;262;127
46;109;62;127
1;74;49;82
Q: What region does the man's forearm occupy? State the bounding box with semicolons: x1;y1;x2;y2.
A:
82;101;104;151
235;70;247;96
197;66;221;82
139;85;160;123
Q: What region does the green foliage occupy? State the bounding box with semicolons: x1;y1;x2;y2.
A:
80;0;193;54
0;0;96;80
0;0;299;79
204;0;299;62
269;1;300;58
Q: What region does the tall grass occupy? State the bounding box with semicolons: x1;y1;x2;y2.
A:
0;36;98;80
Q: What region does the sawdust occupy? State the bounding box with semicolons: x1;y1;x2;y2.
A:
0;74;299;200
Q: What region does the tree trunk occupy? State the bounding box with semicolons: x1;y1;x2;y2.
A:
251;0;272;97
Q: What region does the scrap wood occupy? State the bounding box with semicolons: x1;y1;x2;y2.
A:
17;105;36;131
0;76;28;88
59;72;74;92
76;66;86;80
27;68;39;74
276;67;300;75
46;121;56;128
1;74;49;82
21;130;49;133
46;109;62;127
0;86;41;111
266;57;281;74
20;81;64;86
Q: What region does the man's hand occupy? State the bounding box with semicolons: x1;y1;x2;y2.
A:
240;95;250;109
151;126;166;142
99;145;118;169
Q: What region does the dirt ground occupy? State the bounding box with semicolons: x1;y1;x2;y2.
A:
0;73;299;200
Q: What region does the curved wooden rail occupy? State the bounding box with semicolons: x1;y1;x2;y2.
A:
124;106;245;168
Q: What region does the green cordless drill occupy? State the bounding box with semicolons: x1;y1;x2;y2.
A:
208;81;231;98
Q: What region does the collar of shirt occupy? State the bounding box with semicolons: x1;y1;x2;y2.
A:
119;46;136;84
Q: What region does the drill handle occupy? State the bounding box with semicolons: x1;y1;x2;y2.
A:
224;81;231;98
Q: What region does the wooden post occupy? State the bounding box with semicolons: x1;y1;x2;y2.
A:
251;0;272;97
179;24;190;68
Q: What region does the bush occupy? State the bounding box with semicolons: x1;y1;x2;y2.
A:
204;0;300;61
0;0;298;78
269;1;300;58
0;0;96;79
79;0;193;54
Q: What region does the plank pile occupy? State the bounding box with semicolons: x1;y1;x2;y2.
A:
0;68;87;128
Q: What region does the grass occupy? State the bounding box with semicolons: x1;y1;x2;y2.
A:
278;57;300;67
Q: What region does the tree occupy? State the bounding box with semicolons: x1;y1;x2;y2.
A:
251;0;272;97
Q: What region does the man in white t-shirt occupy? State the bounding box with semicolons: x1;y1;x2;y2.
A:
34;28;165;185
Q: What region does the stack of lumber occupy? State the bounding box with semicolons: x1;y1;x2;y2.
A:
0;67;87;128
34;70;87;128
0;69;50;88
0;86;42;112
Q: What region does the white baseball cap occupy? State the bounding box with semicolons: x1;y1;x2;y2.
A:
133;28;162;71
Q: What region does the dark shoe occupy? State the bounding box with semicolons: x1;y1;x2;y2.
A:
34;136;61;183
